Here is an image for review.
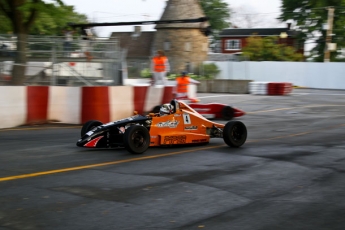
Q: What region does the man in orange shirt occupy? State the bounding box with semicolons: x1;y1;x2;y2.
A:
150;50;170;86
175;71;199;99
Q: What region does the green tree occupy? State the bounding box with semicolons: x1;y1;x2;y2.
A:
242;36;304;61
0;0;88;85
279;0;345;62
199;0;230;40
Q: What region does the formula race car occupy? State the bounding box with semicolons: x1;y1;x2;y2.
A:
151;99;245;120
76;99;247;154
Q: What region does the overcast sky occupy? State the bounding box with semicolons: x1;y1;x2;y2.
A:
59;0;283;37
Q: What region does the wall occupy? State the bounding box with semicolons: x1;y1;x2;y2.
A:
0;85;174;129
154;28;208;73
205;61;345;90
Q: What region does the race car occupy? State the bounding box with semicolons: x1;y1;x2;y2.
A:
76;99;247;154
151;98;245;120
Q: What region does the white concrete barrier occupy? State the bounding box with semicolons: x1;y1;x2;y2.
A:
48;86;81;124
109;86;134;121
0;86;26;129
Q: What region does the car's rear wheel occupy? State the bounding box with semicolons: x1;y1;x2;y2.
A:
81;120;103;137
223;121;247;147
222;106;235;120
123;125;150;154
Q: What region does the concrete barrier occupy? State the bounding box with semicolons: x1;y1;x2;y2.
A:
109;86;134;121
48;86;81;124
0;86;26;129
81;86;110;124
0;85;174;129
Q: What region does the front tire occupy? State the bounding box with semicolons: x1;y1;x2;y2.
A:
81;120;103;137
123;125;150;154
223;121;247;147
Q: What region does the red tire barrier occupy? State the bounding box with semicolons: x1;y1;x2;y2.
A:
268;82;293;95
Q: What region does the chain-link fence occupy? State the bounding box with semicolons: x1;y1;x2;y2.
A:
0;34;122;86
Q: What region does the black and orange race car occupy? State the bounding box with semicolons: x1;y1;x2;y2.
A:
76;99;247;154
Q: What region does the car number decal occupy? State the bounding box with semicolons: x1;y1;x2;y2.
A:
86;131;94;136
183;113;191;124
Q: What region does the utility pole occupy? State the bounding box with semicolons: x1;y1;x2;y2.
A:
324;6;334;62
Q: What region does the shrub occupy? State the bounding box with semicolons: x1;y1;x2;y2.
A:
202;63;220;79
140;68;152;78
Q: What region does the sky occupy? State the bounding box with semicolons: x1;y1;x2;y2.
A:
58;0;284;38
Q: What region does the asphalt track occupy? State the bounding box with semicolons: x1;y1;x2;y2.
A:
1;88;345;230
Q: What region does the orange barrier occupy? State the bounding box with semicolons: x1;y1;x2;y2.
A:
81;86;110;124
26;86;49;124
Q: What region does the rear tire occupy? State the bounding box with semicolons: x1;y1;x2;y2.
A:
123;125;150;154
223;121;247;147
222;106;235;120
81;120;103;137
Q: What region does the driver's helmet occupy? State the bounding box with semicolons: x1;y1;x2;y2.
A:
159;104;174;116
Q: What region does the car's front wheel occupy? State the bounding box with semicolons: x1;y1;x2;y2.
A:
123;125;150;154
81;120;103;137
223;121;247;147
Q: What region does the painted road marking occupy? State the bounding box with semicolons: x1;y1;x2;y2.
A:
0;145;224;182
0;124;344;182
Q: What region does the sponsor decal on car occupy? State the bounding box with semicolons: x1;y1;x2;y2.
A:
185;126;198;130
163;135;187;144
86;131;94;136
102;122;114;127
192;139;207;143
157;120;179;128
193;108;210;112
84;136;104;147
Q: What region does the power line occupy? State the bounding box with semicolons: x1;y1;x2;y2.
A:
232;5;345;17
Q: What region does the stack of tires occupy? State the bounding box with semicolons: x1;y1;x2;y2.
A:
249;82;293;95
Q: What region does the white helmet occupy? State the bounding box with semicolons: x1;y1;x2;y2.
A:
160;104;174;116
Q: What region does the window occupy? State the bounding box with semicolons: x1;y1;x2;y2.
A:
225;39;241;50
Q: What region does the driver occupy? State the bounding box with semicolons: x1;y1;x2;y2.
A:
159;104;174;116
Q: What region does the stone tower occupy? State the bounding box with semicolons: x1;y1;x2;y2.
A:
153;0;209;74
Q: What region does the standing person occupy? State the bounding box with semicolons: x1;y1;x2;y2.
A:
175;71;199;99
63;28;74;56
150;50;170;86
80;27;94;62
